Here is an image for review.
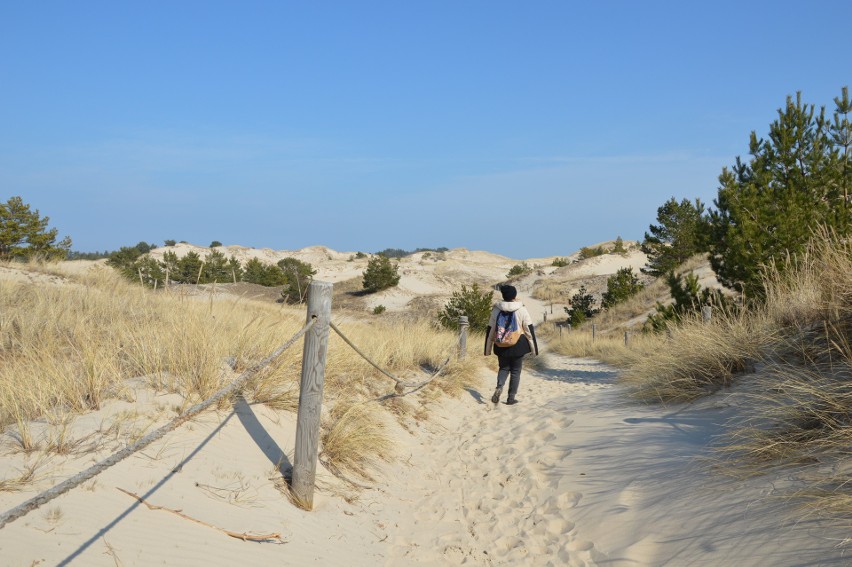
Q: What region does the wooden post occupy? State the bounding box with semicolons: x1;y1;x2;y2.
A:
592;324;597;342
624;331;629;346
702;304;713;324
559;325;563;339
292;281;333;511
458;316;469;360
543;312;547;323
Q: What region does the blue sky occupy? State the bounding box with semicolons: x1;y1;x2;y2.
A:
1;1;849;259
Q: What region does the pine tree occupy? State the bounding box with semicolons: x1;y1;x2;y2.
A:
362;255;400;292
641;198;709;277
564;286;598;327
439;283;493;332
0;196;71;260
708;88;852;297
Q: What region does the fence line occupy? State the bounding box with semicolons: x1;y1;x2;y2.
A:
329;320;453;393
0;318;316;531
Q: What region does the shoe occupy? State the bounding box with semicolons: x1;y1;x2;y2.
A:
491;387;503;404
506;397;519;405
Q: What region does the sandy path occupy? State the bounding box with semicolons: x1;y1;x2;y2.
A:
382;353;850;566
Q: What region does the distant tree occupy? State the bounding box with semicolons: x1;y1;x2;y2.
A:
227;256;243;283
641;198;710;277
611;236;628;255
202;249;231;283
107;242;158;280
210;240;222;248
564;286;598;327
601;267;644;309
242;258;287;287
176;251;204;284
374;248;410;258
708;88;852;297
164;239;176;247
0;196;72;261
277;257;316;303
362;255;400;292
439;283;493;332
551;257;570;267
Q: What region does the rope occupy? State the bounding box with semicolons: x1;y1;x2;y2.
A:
329;320;452;396
0;318;316;531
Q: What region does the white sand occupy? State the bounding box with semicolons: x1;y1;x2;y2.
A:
1;354;847;566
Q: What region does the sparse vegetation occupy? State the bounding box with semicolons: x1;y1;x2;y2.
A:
551;257;569;267
578;246;606;260
564;286;599;327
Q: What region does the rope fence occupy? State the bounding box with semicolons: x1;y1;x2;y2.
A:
0;318;316;531
1;279;470;524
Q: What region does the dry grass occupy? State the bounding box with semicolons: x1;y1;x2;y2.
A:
0;261;483;489
320;401;394;481
609;233;852;516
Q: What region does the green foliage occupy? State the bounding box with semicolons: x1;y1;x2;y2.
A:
277;257;316;303
243;258;287;287
362;255;400;292
372;305;386;315
354;251;367;259
506;262;532;278
551;257;570;267
708;88;852;298
0;196;72;261
641;198;710;277
164;240;176;247
611;236;627;255
210;240;222;248
106;242;160;282
66;250;113;260
579;246;606;260
601;267;644;309
439;283;493;332
373;247;448;258
645;272;729;332
564;286;598;327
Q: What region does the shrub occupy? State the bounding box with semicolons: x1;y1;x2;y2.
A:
579;246;605;260
277;258;316;303
372;305;386;315
645;272;730;332
551;257;569;267
564;286;598;327
611;236;627;255
439;283;493;332
362;255;400;292
243;258;287;287
507;262;533;278
210;240;222;248
601;267;644;309
164;240;176;246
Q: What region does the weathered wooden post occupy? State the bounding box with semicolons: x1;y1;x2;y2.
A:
543;312;547;323
592;324;597;342
624;331;629;347
702;304;713;324
292;280;333;510
458;316;469;360
559;325;563;339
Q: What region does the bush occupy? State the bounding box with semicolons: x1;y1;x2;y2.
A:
362;255;400;292
551;257;570;267
601;267;644;309
645;272;730;332
372;305;386;315
164;240;176;247
611;236;628;255
439;283;493;332
506;262;533;278
243;258;287;287
210;240;222;248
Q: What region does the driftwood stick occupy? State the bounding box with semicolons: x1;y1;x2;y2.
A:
116;488;284;543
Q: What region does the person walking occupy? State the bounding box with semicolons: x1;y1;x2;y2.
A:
484;285;539;405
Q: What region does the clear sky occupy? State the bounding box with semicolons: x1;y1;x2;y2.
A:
1;1;849;259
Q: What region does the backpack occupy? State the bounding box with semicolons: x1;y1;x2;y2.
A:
494;310;522;347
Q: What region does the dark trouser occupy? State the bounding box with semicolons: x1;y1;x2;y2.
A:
496;354;524;398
